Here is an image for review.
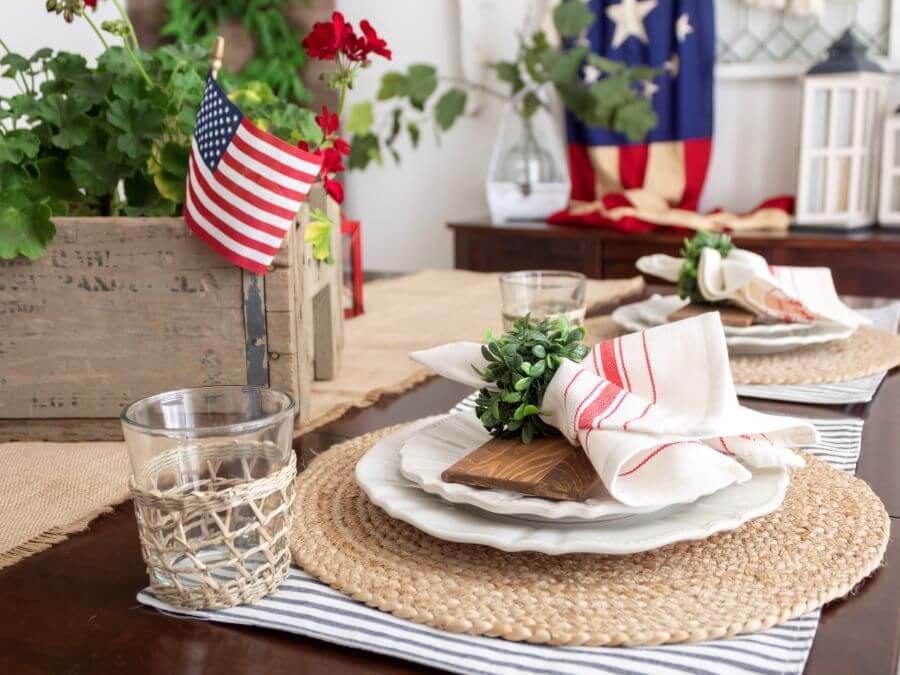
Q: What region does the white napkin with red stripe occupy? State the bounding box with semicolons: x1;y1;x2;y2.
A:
411;313;817;508
636;247;867;328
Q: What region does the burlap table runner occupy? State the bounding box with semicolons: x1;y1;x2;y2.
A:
299;270;644;432
291;425;889;647
0;441;129;569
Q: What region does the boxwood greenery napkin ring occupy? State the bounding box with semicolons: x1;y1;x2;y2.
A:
472;315;588;444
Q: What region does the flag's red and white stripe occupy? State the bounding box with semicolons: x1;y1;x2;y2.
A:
185;118;322;274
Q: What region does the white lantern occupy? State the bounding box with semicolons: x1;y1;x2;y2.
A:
795;30;890;229
878;108;900;227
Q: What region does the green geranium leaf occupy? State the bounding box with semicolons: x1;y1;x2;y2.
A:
345;101;374;136
0;189;55;260
46;52;89;81
434;89;467;131
304;208;334;264
124;171;164;210
106;99;166;160
348;133;381;170
1;53;31;78
151;141;190;204
66;127;123;196
0;130;40;163
295;108;324;147
31;156;81;202
228;80;277;108
377;72;407;100
553;1;596;39
405;64;438;109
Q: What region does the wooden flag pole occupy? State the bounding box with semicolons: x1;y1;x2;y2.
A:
209;36;225;80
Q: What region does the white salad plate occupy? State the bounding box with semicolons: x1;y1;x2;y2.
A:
399;412;660;523
612;295;854;355
356;419;790;555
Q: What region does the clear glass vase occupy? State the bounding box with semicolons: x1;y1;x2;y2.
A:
486;93;570;222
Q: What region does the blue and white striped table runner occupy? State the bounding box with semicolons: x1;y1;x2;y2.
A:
138;416;864;675
735;304;900;405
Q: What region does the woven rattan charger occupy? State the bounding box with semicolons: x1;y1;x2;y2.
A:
290;425;889;647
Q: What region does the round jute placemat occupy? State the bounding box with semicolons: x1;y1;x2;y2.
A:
729;326;900;385
290;426;889;647
586;317;900;386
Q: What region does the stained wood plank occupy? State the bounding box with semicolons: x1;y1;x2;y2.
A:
442;435;599;501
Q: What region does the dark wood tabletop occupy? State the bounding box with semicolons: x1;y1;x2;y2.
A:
0;295;897;675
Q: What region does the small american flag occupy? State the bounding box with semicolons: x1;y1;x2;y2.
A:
185;73;323;274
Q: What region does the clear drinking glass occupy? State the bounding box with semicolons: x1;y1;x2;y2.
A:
500;270;587;330
121;385;296;590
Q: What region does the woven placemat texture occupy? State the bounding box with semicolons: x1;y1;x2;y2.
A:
290;426;889;647
299;271;644;433
729;326;900;385
0;441;129;570
586;317;900;386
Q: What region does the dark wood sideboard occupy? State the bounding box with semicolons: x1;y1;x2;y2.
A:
449;221;900;297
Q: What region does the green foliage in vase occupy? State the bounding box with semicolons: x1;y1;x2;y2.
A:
163;0;311;104
473;315;589;444
677;231;735;304
349;0;659;171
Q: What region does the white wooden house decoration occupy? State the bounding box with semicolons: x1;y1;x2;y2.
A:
795;30;890;229
878;108;900;228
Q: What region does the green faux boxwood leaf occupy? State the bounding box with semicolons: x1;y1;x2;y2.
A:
473;314;589;444
0;190;55;260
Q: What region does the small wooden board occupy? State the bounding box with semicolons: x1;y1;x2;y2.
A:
668;302;756;327
441;436;599;502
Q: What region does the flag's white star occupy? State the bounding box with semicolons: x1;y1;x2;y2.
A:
583;64;601;84
606;0;658;49
664;53;680;77
642;80;660;99
675;13;693;42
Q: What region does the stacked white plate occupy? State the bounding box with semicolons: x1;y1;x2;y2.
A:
355;404;789;555
612;295;855;355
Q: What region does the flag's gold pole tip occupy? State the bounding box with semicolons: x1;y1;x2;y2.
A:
209;36;225;79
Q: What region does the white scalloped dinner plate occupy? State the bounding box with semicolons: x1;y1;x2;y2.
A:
399;413;660;523
612;295;854;355
356;420;789;555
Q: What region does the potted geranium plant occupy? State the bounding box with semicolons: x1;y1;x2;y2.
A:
0;3;390;441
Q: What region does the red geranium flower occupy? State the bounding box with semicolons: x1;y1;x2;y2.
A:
360;20;391;60
302;13;343;60
84;0;99;7
323;177;344;204
302;11;390;63
315;105;339;137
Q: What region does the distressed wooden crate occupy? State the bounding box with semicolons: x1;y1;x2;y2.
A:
0;185;342;442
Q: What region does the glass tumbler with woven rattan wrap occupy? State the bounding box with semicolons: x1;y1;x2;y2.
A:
122;385;296;609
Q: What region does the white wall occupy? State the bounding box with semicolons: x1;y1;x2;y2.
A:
0;3;121;98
